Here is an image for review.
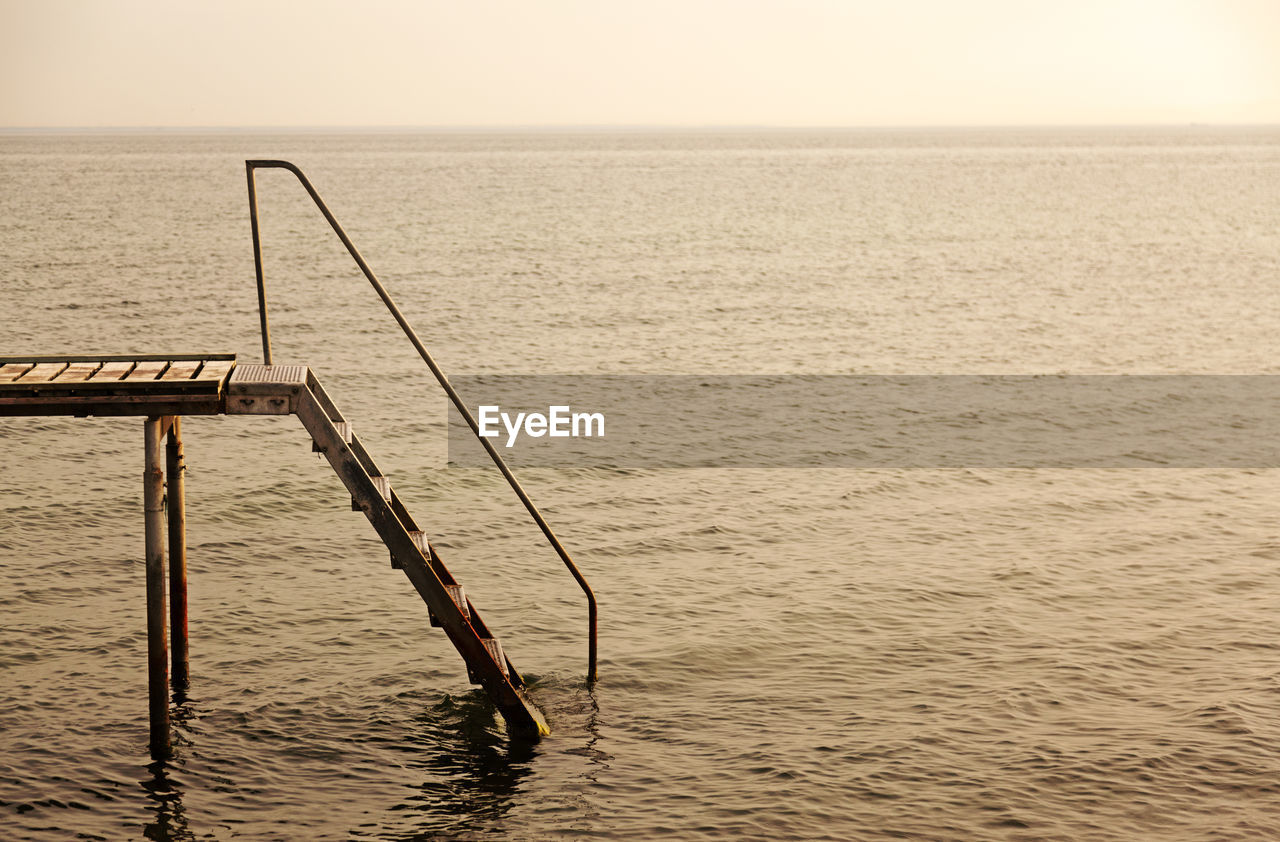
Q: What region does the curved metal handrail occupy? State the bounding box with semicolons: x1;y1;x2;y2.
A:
245;160;597;683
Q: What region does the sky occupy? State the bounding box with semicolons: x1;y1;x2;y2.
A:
1;0;1277;128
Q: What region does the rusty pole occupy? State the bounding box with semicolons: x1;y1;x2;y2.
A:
166;417;189;695
144;417;170;760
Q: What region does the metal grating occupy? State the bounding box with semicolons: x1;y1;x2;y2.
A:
228;364;308;385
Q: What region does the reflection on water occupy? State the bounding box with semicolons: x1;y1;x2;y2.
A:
140;761;193;842
135;686;570;841
556;683;610;775
375;693;538;840
140;699;200;842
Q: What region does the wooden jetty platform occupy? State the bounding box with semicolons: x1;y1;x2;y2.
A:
4;159;599;759
1;354;549;757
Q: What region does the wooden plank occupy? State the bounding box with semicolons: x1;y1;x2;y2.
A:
0;353;234;365
126;361;169;381
161;361;201;381
0;363;34;382
52;362;103;383
192;359;235;384
18;362;69;383
89;361;136;381
0;395;225;417
38;374;220;393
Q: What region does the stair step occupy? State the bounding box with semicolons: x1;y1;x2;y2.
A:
312;421;352;452
468;637;508;684
397;530;472;622
429;584;469;627
351;475;391;511
391;529;430;569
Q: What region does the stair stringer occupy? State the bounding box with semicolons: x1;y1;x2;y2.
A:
294;376;549;736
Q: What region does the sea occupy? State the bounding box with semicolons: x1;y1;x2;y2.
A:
1;126;1279;840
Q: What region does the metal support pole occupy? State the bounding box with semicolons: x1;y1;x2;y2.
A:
166;417;189;695
144;417;170;760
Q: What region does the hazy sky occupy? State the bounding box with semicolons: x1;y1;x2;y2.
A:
2;0;1277;128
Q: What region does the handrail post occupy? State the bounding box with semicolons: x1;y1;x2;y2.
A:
245;160;597;684
246;163;272;366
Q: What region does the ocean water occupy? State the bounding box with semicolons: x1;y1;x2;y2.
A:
1;126;1279;840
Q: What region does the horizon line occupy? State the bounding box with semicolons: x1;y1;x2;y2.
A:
2;122;1278;134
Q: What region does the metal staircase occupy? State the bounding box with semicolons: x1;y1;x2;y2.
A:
246;160;597;697
227;362;549;735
